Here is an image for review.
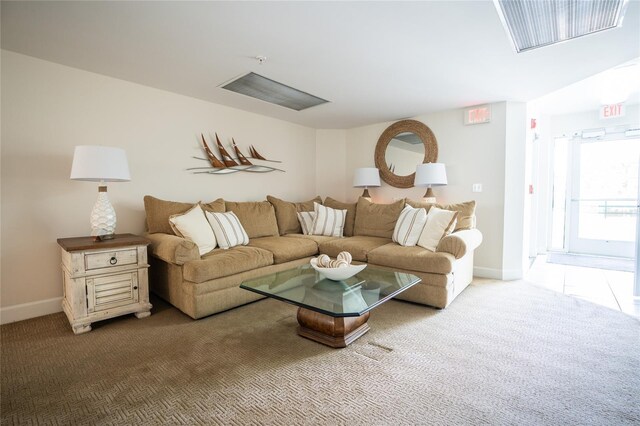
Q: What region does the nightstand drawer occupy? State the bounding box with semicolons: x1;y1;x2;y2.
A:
87;272;139;312
85;249;138;270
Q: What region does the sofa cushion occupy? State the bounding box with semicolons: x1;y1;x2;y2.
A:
406;199;476;232
144;196;225;235
318;236;391;262
202;198;226;214
144;195;195;235
183;246;274;283
267;195;322;235
323;197;357;237
283;233;341;246
248;236;318;264
353;197;405;239
225;201;279;238
368;243;455;274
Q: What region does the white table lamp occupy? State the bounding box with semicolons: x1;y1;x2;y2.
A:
71;146;131;240
353;168;381;200
414;163;447;203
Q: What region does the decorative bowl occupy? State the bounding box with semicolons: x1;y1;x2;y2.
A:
310;258;367;281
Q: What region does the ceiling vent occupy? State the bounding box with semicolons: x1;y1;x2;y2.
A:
494;0;629;53
221;72;329;111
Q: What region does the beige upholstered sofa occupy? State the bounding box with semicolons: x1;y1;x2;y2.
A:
144;195;483;319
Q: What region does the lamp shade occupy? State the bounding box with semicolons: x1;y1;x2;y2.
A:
414;163;447;187
353;168;381;188
70;146;131;182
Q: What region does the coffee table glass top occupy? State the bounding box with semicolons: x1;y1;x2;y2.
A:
240;264;420;317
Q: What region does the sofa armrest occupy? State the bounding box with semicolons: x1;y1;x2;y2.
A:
145;232;200;265
436;228;483;259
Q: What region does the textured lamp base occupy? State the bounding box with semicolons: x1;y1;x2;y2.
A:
423;187;436;203
90;186;117;239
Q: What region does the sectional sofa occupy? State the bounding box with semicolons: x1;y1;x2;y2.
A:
144;195;483;319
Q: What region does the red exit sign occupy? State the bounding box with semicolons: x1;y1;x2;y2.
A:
600;103;625;119
464;104;491;125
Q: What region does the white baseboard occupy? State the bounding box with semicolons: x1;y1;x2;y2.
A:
474;267;523;281
0;297;63;325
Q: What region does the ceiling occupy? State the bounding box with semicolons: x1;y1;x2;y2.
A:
2;1;639;129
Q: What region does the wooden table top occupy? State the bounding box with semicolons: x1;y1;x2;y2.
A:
57;233;150;252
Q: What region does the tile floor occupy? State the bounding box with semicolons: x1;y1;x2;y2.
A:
525;255;640;318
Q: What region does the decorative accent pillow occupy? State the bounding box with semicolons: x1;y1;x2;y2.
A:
353;197;405;239
267;195;322;235
205;211;250;250
168;204;217;256
417;207;458;252
392;205;428;247
144;195;195;235
309;202;347;237
323;197;357;237
297;211;316;235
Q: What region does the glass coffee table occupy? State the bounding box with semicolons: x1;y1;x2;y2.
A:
240;264;420;348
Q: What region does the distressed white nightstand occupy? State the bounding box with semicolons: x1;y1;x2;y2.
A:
57;234;152;334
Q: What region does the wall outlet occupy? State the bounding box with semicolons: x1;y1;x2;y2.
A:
472;183;482;193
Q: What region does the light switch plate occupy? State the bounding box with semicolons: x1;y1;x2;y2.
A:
472;183;482;193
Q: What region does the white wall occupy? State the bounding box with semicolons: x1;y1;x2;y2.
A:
0;50;318;322
344;102;528;279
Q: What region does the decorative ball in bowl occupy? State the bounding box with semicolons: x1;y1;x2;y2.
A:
310;258;366;281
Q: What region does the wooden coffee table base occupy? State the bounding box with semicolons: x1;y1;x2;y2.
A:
296;307;370;348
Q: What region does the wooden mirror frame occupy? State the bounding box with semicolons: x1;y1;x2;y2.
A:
374;119;438;188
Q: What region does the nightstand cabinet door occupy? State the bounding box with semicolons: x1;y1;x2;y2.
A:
86;272;139;313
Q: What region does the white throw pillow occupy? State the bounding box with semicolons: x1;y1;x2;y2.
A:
205;211;249;249
309;202;347;237
168;204;217;256
392;205;428;247
297;211;316;235
417;207;458;252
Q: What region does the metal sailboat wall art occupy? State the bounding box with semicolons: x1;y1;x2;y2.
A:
189;133;284;175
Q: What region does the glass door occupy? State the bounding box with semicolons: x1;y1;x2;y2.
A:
568;137;639;258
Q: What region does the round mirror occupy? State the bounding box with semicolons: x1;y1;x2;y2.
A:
375;120;438;188
385;132;426;176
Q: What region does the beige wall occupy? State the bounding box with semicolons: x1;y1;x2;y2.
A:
1;50;530;322
344;102;527;278
0;50;317;320
315;129;347;201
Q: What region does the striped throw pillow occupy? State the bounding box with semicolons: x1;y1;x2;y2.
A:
392;205;428;247
205;211;249;250
297;211;316;235
309;202;347;237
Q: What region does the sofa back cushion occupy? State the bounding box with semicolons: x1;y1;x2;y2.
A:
267;195;322;235
144;195;225;235
144;195;195;235
406;199;476;232
353;197;405;239
225;201;279;239
323;197;357;237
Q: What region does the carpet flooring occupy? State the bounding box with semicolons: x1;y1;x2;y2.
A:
2;280;639;425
